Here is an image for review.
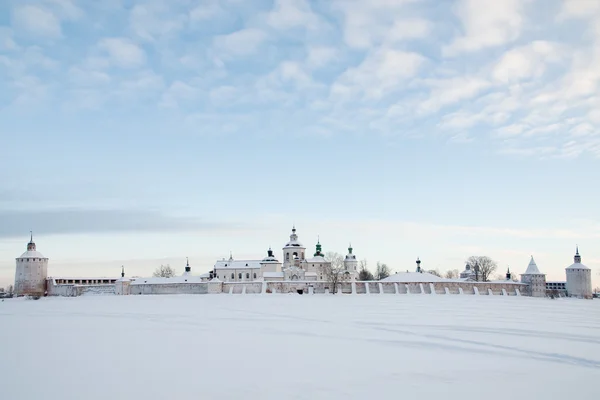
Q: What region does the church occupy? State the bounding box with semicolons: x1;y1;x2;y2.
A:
210;226;359;282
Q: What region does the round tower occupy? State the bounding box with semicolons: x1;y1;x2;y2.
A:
282;226;305;269
14;232;48;297
565;246;592;299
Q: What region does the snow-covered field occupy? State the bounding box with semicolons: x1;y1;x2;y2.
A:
1;294;598;400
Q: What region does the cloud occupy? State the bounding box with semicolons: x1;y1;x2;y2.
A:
129;2;187;42
0;209;235;238
212;28;266;58
43;0;84;21
12;5;62;39
159;80;197;108
444;0;530;55
417;77;491;115
306;46;339;69
98;38;146;68
266;0;324;31
334;0;425;49
492;41;564;83
332;48;426;100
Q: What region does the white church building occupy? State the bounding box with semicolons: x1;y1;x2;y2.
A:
210;227;359;282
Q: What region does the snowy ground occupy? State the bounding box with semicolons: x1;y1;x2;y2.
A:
1;294;598;400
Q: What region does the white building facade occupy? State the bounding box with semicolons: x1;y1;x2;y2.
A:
14;234;48;297
565;247;593;299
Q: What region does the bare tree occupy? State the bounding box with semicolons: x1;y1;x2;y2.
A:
7;284;14;297
323;252;346;294
153;264;176;278
427;269;442;277
358;259;374;281
444;269;459;279
465;256;497;282
375;262;391;280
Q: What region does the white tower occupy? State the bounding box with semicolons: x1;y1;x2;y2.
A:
14;233;48;297
566;247;592;299
282;226;305;269
520;256;546;297
344;244;358;280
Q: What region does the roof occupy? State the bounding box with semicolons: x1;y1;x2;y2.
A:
263;272;284;278
566;263;590;270
17;250;47;259
214;260;262;269
130;275;206;285
305;255;327;263
523;257;543;275
283;240;304;248
380;272;444;283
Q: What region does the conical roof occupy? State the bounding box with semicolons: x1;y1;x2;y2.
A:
523;256;542;275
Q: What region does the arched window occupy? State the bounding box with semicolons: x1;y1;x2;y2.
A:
246;273;250;279
238;273;242;279
231;273;234;279
253;273;257;279
286;254;289;260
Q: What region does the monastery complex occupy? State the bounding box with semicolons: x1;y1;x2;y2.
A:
12;227;594;299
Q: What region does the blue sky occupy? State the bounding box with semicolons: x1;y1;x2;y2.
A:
1;0;599;288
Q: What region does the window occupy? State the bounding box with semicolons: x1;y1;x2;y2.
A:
238;273;242;279
286;254;289;260
246;273;250;279
254;273;257;279
231;273;234;279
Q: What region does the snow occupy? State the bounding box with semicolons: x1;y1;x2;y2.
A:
16;250;47;259
130;275;205;285
214;259;262;269
523;257;542;274
566;262;590;270
1;295;598;400
381;272;444;282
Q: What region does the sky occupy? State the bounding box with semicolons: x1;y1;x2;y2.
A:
0;0;599;289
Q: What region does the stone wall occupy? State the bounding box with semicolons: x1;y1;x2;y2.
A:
130;283;208;295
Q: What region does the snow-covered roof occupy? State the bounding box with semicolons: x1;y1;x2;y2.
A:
50;276;117;280
214;260;262;269
381;272;444;283
305;256;327;263
566;262;590;270
284;240;304;248
263;272;284;278
130;275;206;285
523;257;543;275
17;250;47;259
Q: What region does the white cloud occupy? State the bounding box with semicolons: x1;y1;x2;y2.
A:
444;0;530;55
212;28;266;57
189;2;223;21
492;41;564;83
98;38;146;68
332;48;425;100
306;46;338;69
160;81;197;108
558;0;600;19
266;0;323;31
387;18;431;42
68;67;111;87
0;28;18;51
12;5;62;39
130;3;187;42
334;0;426;49
43;0;84;21
418;77;491;114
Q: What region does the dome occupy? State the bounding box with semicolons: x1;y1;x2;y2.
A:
566;263;590;270
17;250;47;259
